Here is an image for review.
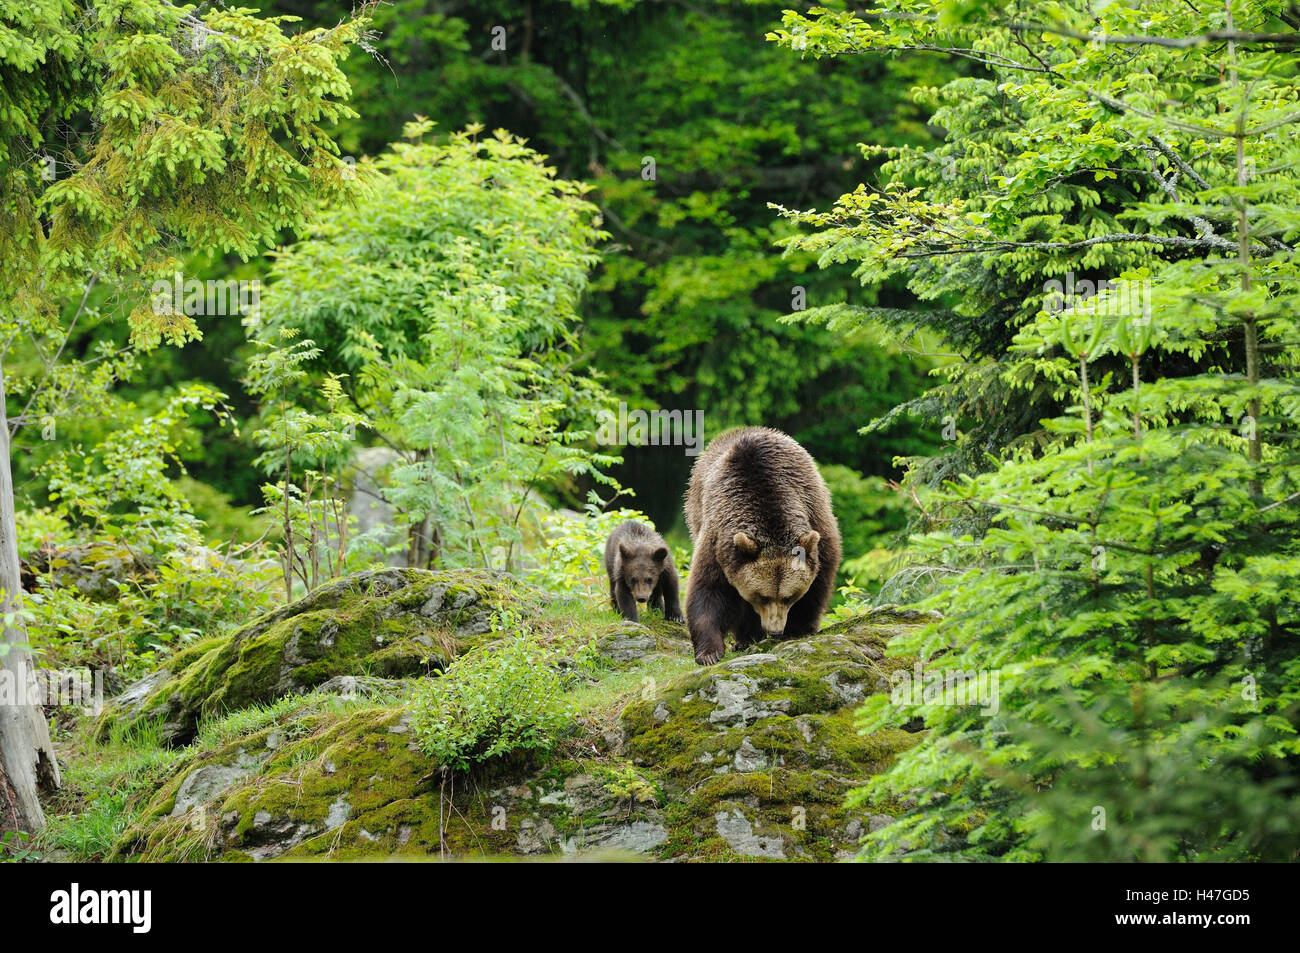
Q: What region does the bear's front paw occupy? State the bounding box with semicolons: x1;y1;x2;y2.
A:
665;610;685;624
694;642;725;665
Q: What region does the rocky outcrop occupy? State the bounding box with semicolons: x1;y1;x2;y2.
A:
97;568;543;746
105;570;934;862
606;608;932;860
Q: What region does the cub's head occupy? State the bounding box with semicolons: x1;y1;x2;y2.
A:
726;531;821;636
618;543;669;603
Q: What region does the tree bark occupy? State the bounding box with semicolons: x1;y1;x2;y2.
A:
407;516;439;569
0;362;61;834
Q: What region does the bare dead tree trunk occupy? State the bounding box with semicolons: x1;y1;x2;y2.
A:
0;362;61;833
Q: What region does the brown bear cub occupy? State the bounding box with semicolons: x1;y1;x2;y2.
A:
684;427;841;665
604;521;684;624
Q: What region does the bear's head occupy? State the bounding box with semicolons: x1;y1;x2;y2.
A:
726;530;821;636
619;542;669;603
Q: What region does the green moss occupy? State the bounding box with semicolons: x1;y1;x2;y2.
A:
96;568;543;747
96;600;932;862
605;609;927;860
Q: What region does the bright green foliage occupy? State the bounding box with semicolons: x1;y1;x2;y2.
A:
410;624;573;772
14;508;68;556
527;501;647;598
253;122;620;572
28;546;277;682
42;383;232;549
773;1;1300;860
1;0;369;337
819;463;909;593
2;1;373;683
136;0;950;530
260;118;604;370
770;1;1224;505
24;388;278;679
251;0;942;410
0;2;370;613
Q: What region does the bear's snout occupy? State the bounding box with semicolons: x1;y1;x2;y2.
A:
756;603;791;637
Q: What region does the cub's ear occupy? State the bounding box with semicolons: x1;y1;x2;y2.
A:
618;543;632;561
799;530;820;555
652;546;669;562
733;532;759;559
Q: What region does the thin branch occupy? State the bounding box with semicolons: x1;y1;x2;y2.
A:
11;275;98;437
896;231;1255;259
1002;19;1300;50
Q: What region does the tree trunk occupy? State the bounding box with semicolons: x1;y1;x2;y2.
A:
0;362;61;833
407;516;439;569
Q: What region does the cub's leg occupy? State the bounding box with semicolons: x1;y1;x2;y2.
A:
614;580;640;623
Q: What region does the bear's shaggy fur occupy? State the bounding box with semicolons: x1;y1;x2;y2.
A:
684;427;841;664
604;520;684;624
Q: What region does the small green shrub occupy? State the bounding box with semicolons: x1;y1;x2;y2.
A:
15;507;73;555
600;764;661;806
409;633;573;772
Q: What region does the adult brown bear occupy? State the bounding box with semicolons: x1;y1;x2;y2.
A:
684;427;841;664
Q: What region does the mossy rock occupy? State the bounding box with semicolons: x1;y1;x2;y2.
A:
613;607;930;860
23;541;157;601
592;617;693;667
97;568;544;747
110;698;670;862
107;605;931;862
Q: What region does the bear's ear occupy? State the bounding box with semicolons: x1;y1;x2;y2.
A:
733;532;759;559
652;546;669;562
618;543;632;561
799;530;820;555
